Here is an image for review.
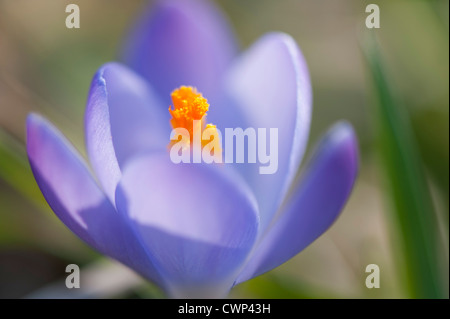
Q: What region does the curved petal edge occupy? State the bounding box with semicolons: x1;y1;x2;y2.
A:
85;62;168;204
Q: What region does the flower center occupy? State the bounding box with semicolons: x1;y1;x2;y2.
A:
169;86;218;146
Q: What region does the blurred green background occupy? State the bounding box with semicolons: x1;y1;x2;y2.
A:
0;0;448;298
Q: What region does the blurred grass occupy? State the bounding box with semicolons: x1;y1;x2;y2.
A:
363;33;446;298
0;128;48;213
232;273;343;299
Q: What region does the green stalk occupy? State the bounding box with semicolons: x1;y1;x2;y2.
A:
363;34;445;298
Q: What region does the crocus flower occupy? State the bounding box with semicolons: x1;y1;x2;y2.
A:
26;0;358;298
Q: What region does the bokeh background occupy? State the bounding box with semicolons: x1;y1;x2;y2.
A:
0;0;448;298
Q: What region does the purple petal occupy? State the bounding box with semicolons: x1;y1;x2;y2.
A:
115;153;259;295
122;0;237;104
27;114;163;285
212;32;312;232
236;122;359;284
85;62;168;203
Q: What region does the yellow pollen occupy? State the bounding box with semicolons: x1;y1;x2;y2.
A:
169;86;219;149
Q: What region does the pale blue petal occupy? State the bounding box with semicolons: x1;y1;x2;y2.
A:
122;0;237;104
85;62;168;203
115;153;258;294
27;114;163;285
211;32;312;232
236;122;359;283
